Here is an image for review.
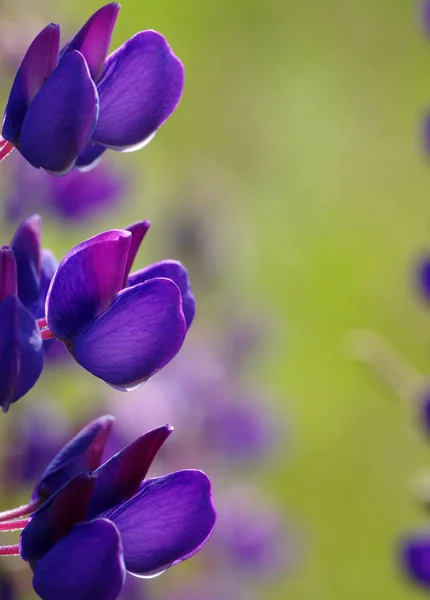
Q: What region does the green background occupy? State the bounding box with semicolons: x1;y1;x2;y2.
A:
2;0;430;598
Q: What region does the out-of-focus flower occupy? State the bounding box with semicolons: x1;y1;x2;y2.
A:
45;220;195;390
1;3;184;175
400;534;430;588
19;418;216;600
4;152;126;223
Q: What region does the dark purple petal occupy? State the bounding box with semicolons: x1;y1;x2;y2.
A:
401;533;430;587
32;249;58;320
123;220;151;283
0;246;17;301
21;473;95;564
33;415;114;503
417;257;430;302
92;31;184;150
106;470;216;576
75;142;107;170
129;261;195;328
2;24;60;144
46;230;131;340
10;214;41;310
71;278;186;389
61;3;120;81
33;518;125;600
20;50;99;174
0;296;43;412
87;425;173;518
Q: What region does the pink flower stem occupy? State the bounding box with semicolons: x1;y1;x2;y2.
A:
0;501;40;522
0;545;20;556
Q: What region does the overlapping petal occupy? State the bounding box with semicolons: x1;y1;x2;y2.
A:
2;24;60;144
75;142;107;170
129;260;195;328
10;215;41;310
0;296;43;412
0;247;17;301
71;278;186;389
123;220;151;282
92;31;184;150
61;3;120;81
19;51;99;174
46;230;131;340
33;415;114;503
106;470;216;575
87;425;173;518
33;518;125;600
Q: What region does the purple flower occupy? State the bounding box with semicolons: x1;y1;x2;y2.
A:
19;418;216;600
4;152;126;223
45;220;195;390
1;3;184;175
400;533;430;587
0;214;56;410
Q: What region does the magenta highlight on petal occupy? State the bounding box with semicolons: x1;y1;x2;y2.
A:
1;3;185;175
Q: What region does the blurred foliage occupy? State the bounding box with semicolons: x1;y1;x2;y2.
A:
2;0;430;598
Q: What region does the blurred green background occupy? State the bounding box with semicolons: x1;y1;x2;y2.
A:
3;0;430;598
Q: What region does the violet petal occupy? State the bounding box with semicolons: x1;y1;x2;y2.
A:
46;230;131;341
71;278;186;389
10;214;41;310
92;31;184;150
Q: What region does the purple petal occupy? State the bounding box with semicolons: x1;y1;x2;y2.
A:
20;50;99;175
46;230;131;341
106;470;216;576
75;142;107;170
417;257;430;301
33;415;114;503
0;296;43;412
92;31;184;150
33;518;125;600
71;278;186;389
0;246;17;301
123;220;151;283
21;472;95;564
129;260;195;328
10;214;41;310
2;24;60;145
32;249;58;320
61;3;120;81
87;425;173;518
401;533;430;587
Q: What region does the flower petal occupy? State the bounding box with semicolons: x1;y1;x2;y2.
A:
92;31;184;150
129;260;195;329
20;50;99;175
123;220;151;284
87;425;173;518
33;518;125;600
0;296;43;412
46;230;131;341
10;215;41;310
33;415;114;503
2;24;60;145
71;278;186;389
401;533;430;587
106;470;216;576
74;142;107;171
21;473;95;564
32;249;58;320
61;3;120;81
0;246;17;301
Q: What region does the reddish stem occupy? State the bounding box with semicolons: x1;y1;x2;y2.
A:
0;501;40;522
0;545;20;556
41;328;55;341
0;139;14;161
37;318;48;329
0;518;30;532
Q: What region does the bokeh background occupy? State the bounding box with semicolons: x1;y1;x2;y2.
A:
1;0;430;599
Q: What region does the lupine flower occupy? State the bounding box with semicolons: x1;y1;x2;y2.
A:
18;417;215;600
1;3;184;175
0;214;55;410
45;219;195;390
4;152;126;223
401;534;430;587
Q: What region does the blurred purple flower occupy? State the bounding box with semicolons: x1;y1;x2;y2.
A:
45;220;195;390
1;3;184;174
19;419;216;600
400;532;430;588
4;152;126;223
